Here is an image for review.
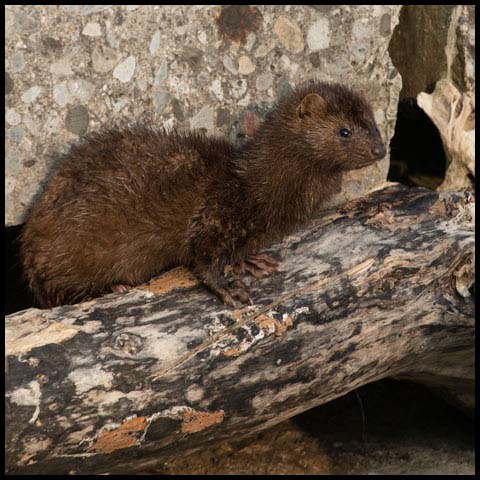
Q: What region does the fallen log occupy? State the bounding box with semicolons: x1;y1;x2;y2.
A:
5;184;475;475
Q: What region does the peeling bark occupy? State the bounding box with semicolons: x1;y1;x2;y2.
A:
5;184;475;475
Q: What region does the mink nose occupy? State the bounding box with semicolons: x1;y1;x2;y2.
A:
372;144;386;159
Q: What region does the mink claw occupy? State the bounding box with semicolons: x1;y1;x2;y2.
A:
228;279;253;305
218;290;238;308
111;284;132;294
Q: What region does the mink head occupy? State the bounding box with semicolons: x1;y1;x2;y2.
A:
287;82;386;171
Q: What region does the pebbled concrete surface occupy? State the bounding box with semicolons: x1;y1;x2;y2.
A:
5;5;401;226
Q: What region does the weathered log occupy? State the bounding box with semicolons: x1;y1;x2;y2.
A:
5;184;475;475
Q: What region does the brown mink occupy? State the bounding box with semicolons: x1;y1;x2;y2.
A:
20;82;386;308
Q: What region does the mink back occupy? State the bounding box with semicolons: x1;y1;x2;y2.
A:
20;125;238;307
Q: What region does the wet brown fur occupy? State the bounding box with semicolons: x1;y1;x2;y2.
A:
20;82;385;308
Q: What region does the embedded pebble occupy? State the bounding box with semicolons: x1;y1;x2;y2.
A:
137;79;148;92
67;79;95;102
92;45;120;73
21;86;42;104
113;56;136;82
238;56;255;75
171;98;184;121
153;91;171;114
5;72;14;95
5;9;15;37
149;30;161;55
197;31;207;45
222;55;237;75
9;52;26;73
50;59;73;76
82;22;102;37
380;13;391;36
309;52;321;67
154;61;168;86
374;109;386;125
280;55;291;70
182;47;203;71
6;108;21;126
254;41;275;58
175;23;193;36
237;93;251;107
22;114;38;135
289;61;299;74
307;18;331;51
53;83;71;106
10;10;40;35
190;105;215;132
273;16;304;54
6;151;21;176
256;72;273;91
43;36;63;53
65;105;89;135
106;24;120;48
276;77;293;100
210;79;224;101
45;114;62;135
245;32;256;51
196;71;209;84
7;126;24;143
231;79;248;98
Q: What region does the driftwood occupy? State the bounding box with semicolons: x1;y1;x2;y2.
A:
5;184;475;475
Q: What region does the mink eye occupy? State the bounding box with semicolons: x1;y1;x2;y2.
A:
339;128;351;138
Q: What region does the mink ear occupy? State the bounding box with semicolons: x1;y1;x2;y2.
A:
298;93;326;119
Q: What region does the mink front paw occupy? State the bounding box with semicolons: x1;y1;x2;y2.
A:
195;265;253;307
215;279;253;308
232;253;280;278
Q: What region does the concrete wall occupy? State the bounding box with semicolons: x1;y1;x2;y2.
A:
5;5;402;226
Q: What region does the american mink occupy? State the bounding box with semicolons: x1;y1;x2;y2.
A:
20;82;386;308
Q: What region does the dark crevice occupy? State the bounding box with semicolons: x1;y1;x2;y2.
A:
387;5;451;191
5;224;35;315
388;97;447;190
293;378;473;450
